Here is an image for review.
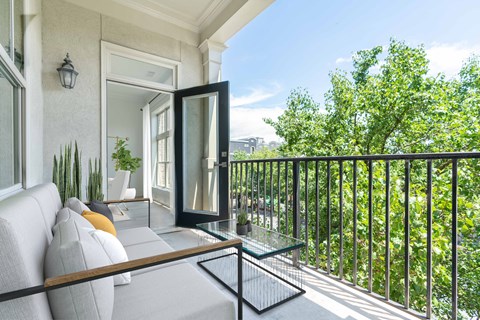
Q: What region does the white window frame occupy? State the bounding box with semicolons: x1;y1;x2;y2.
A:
0;0;26;199
155;107;171;189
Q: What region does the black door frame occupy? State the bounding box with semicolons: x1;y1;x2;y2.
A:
174;81;230;228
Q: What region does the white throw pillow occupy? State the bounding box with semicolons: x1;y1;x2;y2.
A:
44;218;114;320
90;229;131;286
54;207;94;233
64;197;90;214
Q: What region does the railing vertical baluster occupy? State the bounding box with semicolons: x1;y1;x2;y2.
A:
257;162;260;224
353;160;358;286
293;161;300;265
404;160;410;309
270;161;274;230
239;163;244;212
245;162;249;214
251;162;254;223
385;160;391;301
230;162;234;216
327;161;331;274
305;161;309;266
285;161;289;235
263;161;267;228
235;163;239;214
315;161;319;270
451;159;458;320
426;160;433;319
277;161;281;232
339;160;344;280
368;160;373;292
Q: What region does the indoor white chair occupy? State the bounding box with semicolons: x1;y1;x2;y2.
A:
107;170;136;201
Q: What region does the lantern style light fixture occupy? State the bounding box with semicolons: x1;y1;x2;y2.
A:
57;53;78;89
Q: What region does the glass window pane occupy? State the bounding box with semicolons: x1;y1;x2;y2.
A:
110;54;173;86
13;0;24;74
0;0;11;50
0;68;20;189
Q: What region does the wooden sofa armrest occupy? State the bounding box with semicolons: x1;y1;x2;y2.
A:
84;197;150;205
83;198;152;227
0;239;244;319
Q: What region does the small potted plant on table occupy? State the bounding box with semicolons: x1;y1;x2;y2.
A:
236;212;249;235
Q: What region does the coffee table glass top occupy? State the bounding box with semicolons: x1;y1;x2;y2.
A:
196;219;304;260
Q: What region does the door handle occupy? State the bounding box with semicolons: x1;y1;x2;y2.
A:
214;161;228;168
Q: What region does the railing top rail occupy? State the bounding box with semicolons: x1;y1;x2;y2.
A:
230;151;480;163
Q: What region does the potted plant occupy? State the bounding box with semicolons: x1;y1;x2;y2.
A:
236;212;249;235
111;138;141;184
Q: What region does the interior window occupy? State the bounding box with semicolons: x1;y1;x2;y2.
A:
156;107;170;188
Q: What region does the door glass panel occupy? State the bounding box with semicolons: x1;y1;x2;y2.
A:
183;93;219;215
110;54;174;86
0;68;20;189
0;0;11;50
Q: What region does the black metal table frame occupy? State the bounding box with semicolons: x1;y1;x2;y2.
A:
198;251;305;314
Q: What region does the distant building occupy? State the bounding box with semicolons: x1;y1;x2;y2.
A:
230;137;280;158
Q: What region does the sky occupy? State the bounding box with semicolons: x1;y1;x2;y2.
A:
222;0;480;142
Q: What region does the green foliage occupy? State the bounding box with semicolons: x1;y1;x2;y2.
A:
111;139;141;174
237;212;248;225
87;158;103;202
52;142;82;203
262;39;480;318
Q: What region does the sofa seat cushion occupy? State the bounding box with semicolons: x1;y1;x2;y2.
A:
116;227;160;246
113;263;235;320
123;240;188;276
45;218;114;320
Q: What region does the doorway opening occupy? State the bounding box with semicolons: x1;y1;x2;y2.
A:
106;81;175;233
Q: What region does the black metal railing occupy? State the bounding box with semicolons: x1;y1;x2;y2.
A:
230;152;480;319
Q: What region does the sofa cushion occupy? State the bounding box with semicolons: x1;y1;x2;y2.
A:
90;229;131;285
88;200;114;223
113;263;235;320
0;195;53;320
82;210;117;236
44;218;114;320
123;240;187;276
54;207;94;231
19;183;62;243
64;196;90;214
117;227;160;247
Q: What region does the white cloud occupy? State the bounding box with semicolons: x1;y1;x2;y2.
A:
426;43;480;78
230;84;281;107
335;56;352;64
230;106;285;143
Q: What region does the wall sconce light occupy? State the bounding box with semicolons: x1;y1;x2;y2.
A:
57;53;78;89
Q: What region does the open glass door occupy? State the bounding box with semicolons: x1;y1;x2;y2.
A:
174;81;229;227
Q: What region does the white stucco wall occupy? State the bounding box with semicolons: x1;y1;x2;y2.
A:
42;0;203;199
24;0;44;187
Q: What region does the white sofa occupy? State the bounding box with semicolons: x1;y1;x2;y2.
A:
0;183;237;319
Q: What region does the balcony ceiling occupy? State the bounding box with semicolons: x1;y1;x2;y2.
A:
64;0;274;46
114;0;232;33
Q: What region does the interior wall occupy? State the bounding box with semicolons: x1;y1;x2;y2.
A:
42;0;203;199
107;86;144;196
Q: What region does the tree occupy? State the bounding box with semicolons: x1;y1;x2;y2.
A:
265;39;480;318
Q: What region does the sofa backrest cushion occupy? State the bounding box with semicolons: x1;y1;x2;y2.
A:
45;218;114;320
20;183;62;242
0;194;53;319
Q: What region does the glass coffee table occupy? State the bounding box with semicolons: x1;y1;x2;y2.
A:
196;219;305;314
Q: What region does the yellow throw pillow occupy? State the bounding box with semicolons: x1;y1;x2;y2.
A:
81;210;117;237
